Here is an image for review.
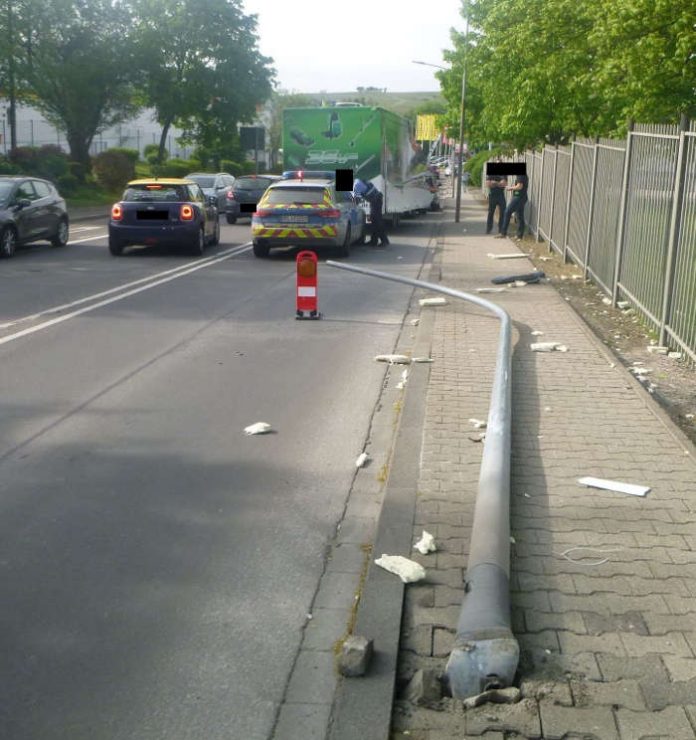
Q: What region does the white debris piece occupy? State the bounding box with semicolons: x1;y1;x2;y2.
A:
630;366;652;376
685;413;694;420
514;280;528;287
531;330;544;336
647;345;669;354
602;297;612;305
414;531;437;555
375;555;426;583
355;452;369;468
410;318;420;326
469;418;487;429
412;357;434;363
531;342;569;352
244;422;272;435
419;297;448;307
668;351;682;359
617;300;630;309
578;476;650;497
401;369;409;382
476;287;507;293
374;354;411;364
487;253;527;260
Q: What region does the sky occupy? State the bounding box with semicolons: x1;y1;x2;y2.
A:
241;0;466;94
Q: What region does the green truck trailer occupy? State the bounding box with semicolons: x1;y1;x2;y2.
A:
282;105;434;225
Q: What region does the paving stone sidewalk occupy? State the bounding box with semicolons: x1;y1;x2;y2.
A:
392;190;696;739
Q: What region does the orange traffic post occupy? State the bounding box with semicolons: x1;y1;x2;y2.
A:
296;250;321;319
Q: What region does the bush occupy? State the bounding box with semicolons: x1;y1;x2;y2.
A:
8;145;70;182
0;156;18;174
68;160;90;183
108;147;140;166
161;158;197;178
57;173;79;194
464;147;507;188
144;143;168;166
220;159;240;175
92;149;136;191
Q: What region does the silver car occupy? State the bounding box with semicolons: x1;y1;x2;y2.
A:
185;172;236;218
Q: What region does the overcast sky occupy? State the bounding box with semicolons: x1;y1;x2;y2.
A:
241;0;466;93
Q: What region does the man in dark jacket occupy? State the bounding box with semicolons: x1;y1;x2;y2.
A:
362;182;390;246
485;173;507;235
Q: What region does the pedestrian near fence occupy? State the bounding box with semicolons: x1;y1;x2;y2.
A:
495;173;529;240
485;173;507;234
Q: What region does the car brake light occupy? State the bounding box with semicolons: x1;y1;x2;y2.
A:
180;204;194;220
111;204;122;221
321;209;341;218
255;209;271;217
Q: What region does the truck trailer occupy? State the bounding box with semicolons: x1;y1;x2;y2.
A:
282;105;434;226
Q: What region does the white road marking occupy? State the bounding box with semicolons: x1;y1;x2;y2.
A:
0;243;252;342
68;234;109;244
70;225;103;232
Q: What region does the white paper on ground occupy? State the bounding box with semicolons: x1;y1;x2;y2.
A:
578;476;651;497
419;297;448;307
375;554;426;583
244;422;272;435
355;452;369;468
414;531;437;555
531;342;569;352
374;354;411;364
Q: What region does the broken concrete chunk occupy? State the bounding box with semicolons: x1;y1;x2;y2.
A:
244;422;272;435
404;669;442;705
375;554;426;583
374;354;411;364
476;287;507;293
419;297;448;307
410;318;420;326
668;351;682;359
338;635;374;677
531;330;544;336
578;476;650;497
412;357;434;363
414;530;437;555
468;418;487;429
630;366;652;376
530;342;569;352
487;253;527;260
462;686;522;709
355;452;369;468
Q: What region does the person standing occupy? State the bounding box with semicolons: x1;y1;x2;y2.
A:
495;172;529;240
363;182;390;246
485;172;507;235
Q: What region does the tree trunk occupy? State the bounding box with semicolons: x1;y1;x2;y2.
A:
66;133;93;181
158;119;173;164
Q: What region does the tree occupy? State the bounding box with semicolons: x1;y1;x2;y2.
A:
130;0;274;165
10;0;139;175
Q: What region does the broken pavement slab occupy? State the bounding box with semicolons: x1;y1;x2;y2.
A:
338;635;374;677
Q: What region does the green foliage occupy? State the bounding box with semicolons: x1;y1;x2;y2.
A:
109;147;140;165
220;159;240;174
160;159;198;177
464;147;507;187
92;149;136;190
144;143;168;165
57;173;79;194
439;0;696;149
8;145;70;181
0;157;19;175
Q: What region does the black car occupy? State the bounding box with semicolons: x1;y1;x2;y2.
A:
108;178;219;256
0;176;69;258
226;175;281;223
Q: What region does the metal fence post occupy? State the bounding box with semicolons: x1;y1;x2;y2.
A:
611;122;634;304
547;145;559;252
583;137;600;279
535;149;545;242
658;114;690;345
562;142;576;263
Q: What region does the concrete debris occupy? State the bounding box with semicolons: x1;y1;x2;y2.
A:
404;669;442;705
531;330;544;336
578;476;650;497
630;366;652;376
419;297;448;307
412;357;434;363
617;300;630;309
468;433;486;443
374;554;426;583
468;418;487;429
374;354;411;364
646;345;669;354
244;422;272;435
401;369;409;382
686;413;694;420
355;452;369;468
476;287;507;293
668;351;682;359
602;297;612;305
530;342;569;352
487;253;528;259
410;318;420;326
338;635;374;677
414;530;437;555
462;686;522;709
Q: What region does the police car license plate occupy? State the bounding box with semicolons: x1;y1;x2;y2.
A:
282;215;308;223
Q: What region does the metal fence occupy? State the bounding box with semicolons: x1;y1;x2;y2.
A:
518;118;696;363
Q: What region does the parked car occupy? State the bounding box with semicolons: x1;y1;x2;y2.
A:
251;178;365;258
0;176;69;258
108;178;219;256
226;175;281;224
185;172;236;220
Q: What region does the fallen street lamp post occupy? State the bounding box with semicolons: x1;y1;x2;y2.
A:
326;260;519;699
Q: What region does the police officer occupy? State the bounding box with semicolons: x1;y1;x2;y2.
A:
362;182;389;246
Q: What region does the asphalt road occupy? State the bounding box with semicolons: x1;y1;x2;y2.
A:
0;215;435;739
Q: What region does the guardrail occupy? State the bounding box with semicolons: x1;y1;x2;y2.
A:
326;260;519;699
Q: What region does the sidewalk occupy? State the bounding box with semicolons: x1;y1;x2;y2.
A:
390;190;696;738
